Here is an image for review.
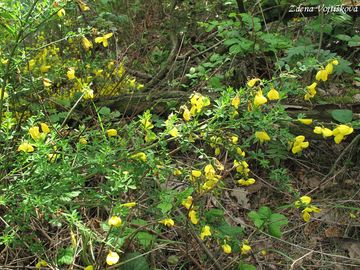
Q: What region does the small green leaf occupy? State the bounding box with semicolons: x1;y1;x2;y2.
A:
331;109;353;123
57;247;74;265
98;106;111;115
248;211;264;228
205;208;224;223
238;262;257;270
120;252;150;270
268;213;288;238
258;206;272;219
136;231;156;248
336;34;351;41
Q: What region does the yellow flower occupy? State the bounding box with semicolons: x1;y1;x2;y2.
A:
298;119;313;125
106;129;117;137
57;8;65;17
42;78;52;87
18;142;34;153
291;135;309;154
222;243;232;254
40;65;51;73
332;59;339;65
35;259;47;269
67;67;75;80
200;225;211;240
191;170;202;178
189;93;210;115
231;94;240;109
140;118;154;130
307;82;317;95
79;137;88;145
255;131;271;143
333;124;353;144
84;266;94;270
231;135;238;144
169;127;179;137
214;147;221;155
28;59;36;71
106;251;119;266
302;205;321;222
29;126;41;141
95;33;113;47
188;210;199;224
325;63;333;74
0;88;8;99
122;202;137;208
40;123;50;134
204;164;216;178
182;196;193;210
238;178;256;186
236;147;246;157
182;106;191;121
315;69;328;82
1;59;9;65
78;0;90;11
108;216;122;227
47;153;59;162
173;168;182;176
82;37;93;51
267;88;280;100
131;152;147;162
241;243;252;255
294;195;312;208
234;160;250;176
159;218;175;227
93;69;103;77
247;78;260;87
253;90;267;106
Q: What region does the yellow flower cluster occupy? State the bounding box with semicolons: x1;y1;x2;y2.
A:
314;124;353;144
305;60;339;100
294;196;321;222
291;135;309;154
18;123;51;153
190;162;223;191
181;93;210;121
247;78;280;106
234;160;255;186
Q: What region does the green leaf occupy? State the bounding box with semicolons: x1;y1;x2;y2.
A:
120;252;150;270
238;262;257;270
205;208;224;223
57;247;74;265
258;206;272;219
136;231;156;248
98;106;111;115
218;223;243;237
331;109;353;123
248;211;264;228
336;34;351;41
268;213;288;238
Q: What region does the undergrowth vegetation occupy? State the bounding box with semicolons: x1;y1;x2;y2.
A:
0;0;359;269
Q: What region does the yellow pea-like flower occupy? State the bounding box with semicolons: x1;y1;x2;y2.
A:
108;216;122;227
200;225;211;240
267;88;280;100
159;218;175;227
255;131;271;143
106;129;117;137
106;251;119;266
